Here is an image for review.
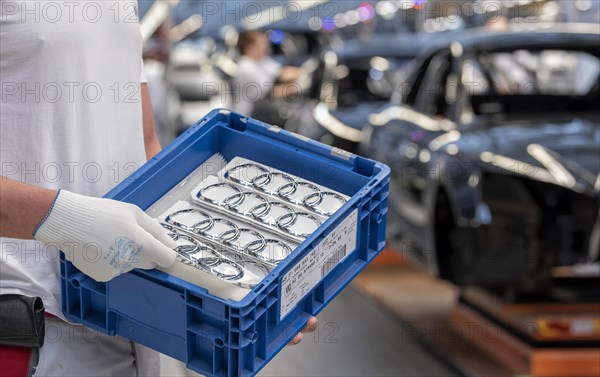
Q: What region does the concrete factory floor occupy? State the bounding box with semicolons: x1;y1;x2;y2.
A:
162;269;457;377
260;286;460;377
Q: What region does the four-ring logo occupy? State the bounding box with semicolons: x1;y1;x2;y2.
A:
223;163;347;217
161;223;245;281
164;209;292;264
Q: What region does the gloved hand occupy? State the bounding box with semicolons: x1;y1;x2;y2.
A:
34;190;176;282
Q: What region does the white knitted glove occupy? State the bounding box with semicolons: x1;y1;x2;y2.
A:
34;190;176;282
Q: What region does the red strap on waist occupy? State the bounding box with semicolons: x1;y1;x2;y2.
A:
0;312;53;376
0;346;32;377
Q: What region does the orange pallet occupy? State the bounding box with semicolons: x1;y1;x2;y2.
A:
450;299;600;377
353;265;600;377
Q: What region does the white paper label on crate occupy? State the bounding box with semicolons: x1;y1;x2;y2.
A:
279;209;358;320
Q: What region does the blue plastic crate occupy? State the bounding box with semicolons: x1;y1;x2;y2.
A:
60;109;390;377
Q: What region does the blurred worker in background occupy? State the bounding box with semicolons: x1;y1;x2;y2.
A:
233;30;303;117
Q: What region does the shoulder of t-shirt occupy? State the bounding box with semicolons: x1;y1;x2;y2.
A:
262;57;283;74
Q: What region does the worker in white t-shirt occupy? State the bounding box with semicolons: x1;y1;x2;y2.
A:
0;1;177;375
0;2;316;375
233;30;303;117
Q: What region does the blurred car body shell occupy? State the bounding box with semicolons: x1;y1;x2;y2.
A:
360;25;600;297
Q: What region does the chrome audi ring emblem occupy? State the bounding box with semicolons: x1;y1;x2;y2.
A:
237;259;271;279
303;191;347;216
199;218;240;242
249;201;295;226
167;234;245;281
278;181;320;205
209;258;245;280
196;182;243;207
165;208;214;233
248;239;292;264
223;165;347;219
161;223;180;241
252;172;295;196
221;228;266;254
276;212;322;238
177;236;222;268
224;191;269;216
224;163;269;186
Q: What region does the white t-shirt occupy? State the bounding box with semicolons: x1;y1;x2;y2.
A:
233;56;282;116
0;1;147;320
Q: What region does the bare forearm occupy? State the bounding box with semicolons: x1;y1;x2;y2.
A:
278;66;302;83
141;83;161;160
0;178;57;239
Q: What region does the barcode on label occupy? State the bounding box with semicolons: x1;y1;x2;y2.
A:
320;245;347;278
280;209;358;320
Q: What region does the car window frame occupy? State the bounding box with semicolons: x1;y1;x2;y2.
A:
412;48;453;117
396;53;434;106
